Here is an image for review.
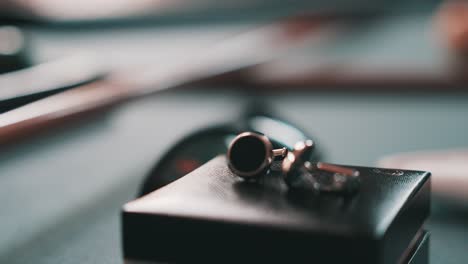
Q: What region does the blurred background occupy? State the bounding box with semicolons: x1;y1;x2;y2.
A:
0;0;467;263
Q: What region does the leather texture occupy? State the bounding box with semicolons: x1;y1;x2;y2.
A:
123;155;430;263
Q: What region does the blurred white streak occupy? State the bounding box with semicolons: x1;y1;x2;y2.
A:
0;53;104;101
379;149;468;202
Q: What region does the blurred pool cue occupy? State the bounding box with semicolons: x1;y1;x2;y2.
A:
0;17;335;145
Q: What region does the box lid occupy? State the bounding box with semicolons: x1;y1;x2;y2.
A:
123;156;430;263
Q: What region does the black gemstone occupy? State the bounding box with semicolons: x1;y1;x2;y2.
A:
230;135;267;174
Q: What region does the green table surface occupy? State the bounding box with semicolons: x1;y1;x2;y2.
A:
1;15;467;263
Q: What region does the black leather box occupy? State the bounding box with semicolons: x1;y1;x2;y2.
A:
122;156;430;263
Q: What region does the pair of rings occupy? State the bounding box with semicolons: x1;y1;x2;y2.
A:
227;132;360;194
